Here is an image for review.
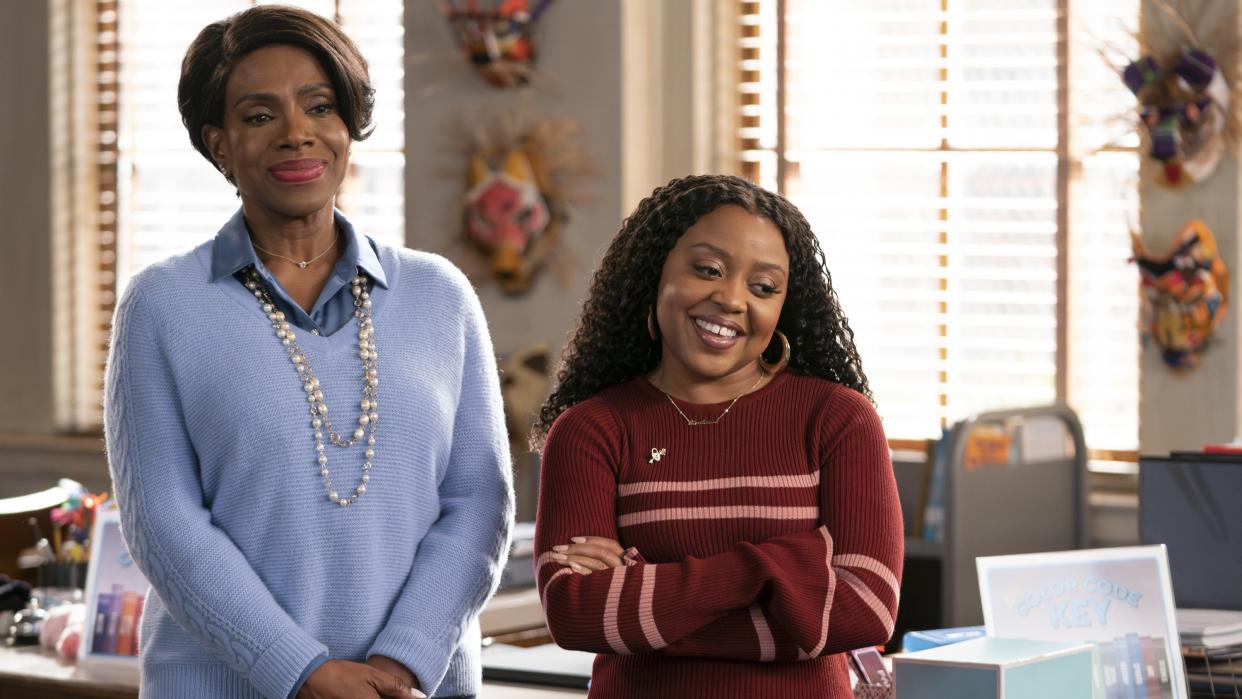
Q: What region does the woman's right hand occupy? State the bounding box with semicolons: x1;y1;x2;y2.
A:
298;659;425;698
550;536;630;574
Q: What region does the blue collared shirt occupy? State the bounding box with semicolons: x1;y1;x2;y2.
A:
210;208;389;337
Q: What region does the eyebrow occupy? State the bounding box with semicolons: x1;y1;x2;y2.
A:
234;83;334;108
689;241;788;274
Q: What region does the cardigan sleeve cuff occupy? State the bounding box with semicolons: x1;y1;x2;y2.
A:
247;628;329;699
286;652;329;699
367;625;451;696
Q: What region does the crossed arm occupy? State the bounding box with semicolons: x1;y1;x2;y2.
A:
534;400;904;662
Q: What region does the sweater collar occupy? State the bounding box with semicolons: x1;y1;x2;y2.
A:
209;207;388;289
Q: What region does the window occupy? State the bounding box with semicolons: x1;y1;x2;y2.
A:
61;0;404;431
737;0;1140;457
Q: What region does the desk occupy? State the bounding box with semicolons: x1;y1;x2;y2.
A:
0;587;574;698
0;645;587;698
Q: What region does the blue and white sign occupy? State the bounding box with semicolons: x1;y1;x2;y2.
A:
977;545;1187;699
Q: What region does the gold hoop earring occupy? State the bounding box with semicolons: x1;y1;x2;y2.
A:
647;306;659;341
759;330;790;374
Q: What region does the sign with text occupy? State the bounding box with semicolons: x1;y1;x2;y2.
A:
977;545;1187;699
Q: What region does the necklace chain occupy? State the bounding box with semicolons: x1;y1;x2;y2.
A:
654;372;766;427
244;266;378;507
251;230;338;270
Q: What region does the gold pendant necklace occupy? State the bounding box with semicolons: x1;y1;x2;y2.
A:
653;372;766;426
251;229;339;270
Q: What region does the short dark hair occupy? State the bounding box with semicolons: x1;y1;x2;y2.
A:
178;4;375;174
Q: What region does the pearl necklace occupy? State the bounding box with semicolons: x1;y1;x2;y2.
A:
244;267;378;507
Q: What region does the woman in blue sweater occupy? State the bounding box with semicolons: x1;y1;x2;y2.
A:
103;6;513;698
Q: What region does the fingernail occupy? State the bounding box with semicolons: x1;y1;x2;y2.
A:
551;552;567;561
570;562;585;573
552;545;568;552
410;690;426;698
571;536;586;543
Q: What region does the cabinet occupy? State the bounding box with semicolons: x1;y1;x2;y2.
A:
895;405;1088;640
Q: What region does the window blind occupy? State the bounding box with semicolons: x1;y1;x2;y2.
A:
739;0;1139;451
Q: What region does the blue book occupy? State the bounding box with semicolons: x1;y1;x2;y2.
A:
1126;633;1146;697
103;584;123;655
921;428;950;542
1117;636;1135;699
903;626;987;653
92;591;113;653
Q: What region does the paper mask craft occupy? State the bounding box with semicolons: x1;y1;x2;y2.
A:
439;0;554;89
1132;219;1229;369
1123;48;1230;186
465;149;555;293
1117;1;1239;187
458;114;589;295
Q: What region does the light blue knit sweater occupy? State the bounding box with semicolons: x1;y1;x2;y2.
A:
104;236;513;698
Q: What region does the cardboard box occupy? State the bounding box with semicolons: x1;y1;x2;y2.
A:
893;637;1094;699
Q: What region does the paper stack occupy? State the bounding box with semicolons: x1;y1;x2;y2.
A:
1179;608;1242;698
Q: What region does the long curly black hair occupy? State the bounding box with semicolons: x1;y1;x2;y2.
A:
532;174;871;449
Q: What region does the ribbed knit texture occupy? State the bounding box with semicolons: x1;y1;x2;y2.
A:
535;373;904;699
104;238;513;699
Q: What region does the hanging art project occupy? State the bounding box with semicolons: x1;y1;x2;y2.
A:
439;0;555;89
1117;1;1239;187
1132;219;1229;369
458;113;590;295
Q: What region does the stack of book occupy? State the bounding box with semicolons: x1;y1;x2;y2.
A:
1179;608;1242;697
91;582;144;657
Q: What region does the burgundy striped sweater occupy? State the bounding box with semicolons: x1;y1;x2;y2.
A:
534;371;904;698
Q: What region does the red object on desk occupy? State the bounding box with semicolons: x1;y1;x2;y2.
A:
1203;444;1242;454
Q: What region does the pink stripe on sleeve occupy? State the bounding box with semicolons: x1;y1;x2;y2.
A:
637;564;667;650
808;526;836;658
603;566;631;655
832;553;900;600
836;568;896;637
749;605;776;661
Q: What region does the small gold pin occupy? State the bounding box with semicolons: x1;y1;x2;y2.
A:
648;447;667;464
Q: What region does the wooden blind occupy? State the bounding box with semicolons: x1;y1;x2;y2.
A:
738;0;1140;453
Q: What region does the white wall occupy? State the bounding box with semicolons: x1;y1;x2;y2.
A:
404;1;626;358
0;1;55;435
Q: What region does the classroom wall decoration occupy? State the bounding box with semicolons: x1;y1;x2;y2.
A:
457;113;590;295
439;0;555;89
1118;1;1239;187
1132;219;1229;370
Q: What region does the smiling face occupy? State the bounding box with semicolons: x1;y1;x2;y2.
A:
653;204;790;393
202;44;350;222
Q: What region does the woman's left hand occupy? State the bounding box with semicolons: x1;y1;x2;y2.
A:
551;536;626;574
365;656;421;698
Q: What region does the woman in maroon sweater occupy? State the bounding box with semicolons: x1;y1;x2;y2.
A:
532;175;903;698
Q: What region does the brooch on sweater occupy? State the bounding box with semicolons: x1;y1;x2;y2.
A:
648;447;666;464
